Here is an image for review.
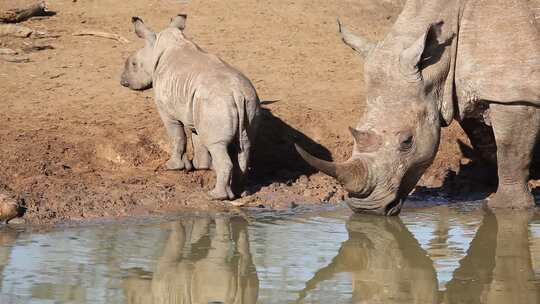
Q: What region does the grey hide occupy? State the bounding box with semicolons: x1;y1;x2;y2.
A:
297;0;540;215
121;15;260;200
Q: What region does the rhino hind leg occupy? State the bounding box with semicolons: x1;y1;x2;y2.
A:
192;133;212;170
487;103;540;209
207;143;235;200
158;108;192;171
236;135;252;197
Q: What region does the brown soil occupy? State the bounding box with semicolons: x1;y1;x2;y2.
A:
1;0;539;225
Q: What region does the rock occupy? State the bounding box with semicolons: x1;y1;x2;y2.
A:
0;48;17;55
1;55;30;62
0;188;26;223
0;24;33;37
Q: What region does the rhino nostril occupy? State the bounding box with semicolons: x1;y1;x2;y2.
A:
120;79;129;87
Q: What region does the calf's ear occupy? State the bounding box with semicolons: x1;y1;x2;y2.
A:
170;14;187;31
132;16;156;44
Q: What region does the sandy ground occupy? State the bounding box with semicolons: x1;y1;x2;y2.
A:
1;0;539;224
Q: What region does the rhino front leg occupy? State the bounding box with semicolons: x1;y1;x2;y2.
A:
488;103;540;209
192;132;212;170
207;143;234;200
158;108;192;171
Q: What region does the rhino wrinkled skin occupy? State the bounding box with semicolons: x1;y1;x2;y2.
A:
297;0;540;215
121;15;260;200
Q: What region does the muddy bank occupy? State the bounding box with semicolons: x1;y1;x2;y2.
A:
2;0;540;224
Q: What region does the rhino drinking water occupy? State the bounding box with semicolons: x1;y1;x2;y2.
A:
297;0;540;215
121;15;260;200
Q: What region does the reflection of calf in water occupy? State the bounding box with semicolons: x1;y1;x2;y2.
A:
123;216;259;304
297;214;439;304
298;211;540;304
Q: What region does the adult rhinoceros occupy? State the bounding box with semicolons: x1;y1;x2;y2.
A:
296;0;540;215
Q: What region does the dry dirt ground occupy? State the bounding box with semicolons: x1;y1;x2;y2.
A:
1;0;539;224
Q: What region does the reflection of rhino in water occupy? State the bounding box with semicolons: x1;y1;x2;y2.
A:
122;216;259;304
445;210;539;304
298;211;540;304
298;215;438;303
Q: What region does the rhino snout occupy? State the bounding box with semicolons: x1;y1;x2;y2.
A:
346;194;403;216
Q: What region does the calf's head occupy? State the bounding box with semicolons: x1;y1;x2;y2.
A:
297;21;454;215
120;15;187;90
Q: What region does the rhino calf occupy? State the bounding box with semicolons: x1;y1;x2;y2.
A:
121;15;260;200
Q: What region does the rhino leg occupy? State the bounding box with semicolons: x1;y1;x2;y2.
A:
158;108;192;171
487;103;540;209
192;133;212;170
459;118;497;165
207;143;234;200
236;114;259;197
236;134;251;197
237;149;250;195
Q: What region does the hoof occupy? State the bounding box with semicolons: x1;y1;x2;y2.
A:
166;154;192;171
208;187;235;201
208;189;229;201
165;157;184;170
487;190;535;209
183;155;193;172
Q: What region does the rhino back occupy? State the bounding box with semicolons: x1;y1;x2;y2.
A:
456;0;540;104
153;42;258;130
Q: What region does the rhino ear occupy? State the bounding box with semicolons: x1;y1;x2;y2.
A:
132;16;156;44
399;21;445;82
337;18;376;59
170;14;187;30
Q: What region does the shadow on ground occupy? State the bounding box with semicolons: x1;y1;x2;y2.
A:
415;138;498;203
246;105;332;192
416;133;540;206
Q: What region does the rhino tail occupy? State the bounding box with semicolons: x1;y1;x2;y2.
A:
234;93;249;153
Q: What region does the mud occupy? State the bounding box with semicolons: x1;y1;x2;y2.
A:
1;0;540;224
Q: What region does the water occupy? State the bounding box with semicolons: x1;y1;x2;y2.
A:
1;204;540;303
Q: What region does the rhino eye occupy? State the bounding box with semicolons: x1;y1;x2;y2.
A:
399;135;414;151
131;61;136;67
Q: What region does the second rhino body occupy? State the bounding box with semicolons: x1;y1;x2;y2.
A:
121;15;260;200
297;0;540;215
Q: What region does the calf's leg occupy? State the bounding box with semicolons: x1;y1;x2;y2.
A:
158;108;192;171
488;103;540;209
236;114;259;196
192;133;212;170
207;143;234;200
236;139;251;196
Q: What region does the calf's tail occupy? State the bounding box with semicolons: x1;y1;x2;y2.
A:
233;93;250;153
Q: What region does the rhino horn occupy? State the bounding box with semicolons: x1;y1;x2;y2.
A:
295;144;370;193
337;18;375;58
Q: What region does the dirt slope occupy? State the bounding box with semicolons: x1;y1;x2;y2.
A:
1;0;539;224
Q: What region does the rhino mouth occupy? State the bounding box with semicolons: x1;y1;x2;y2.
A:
346;194;403;216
